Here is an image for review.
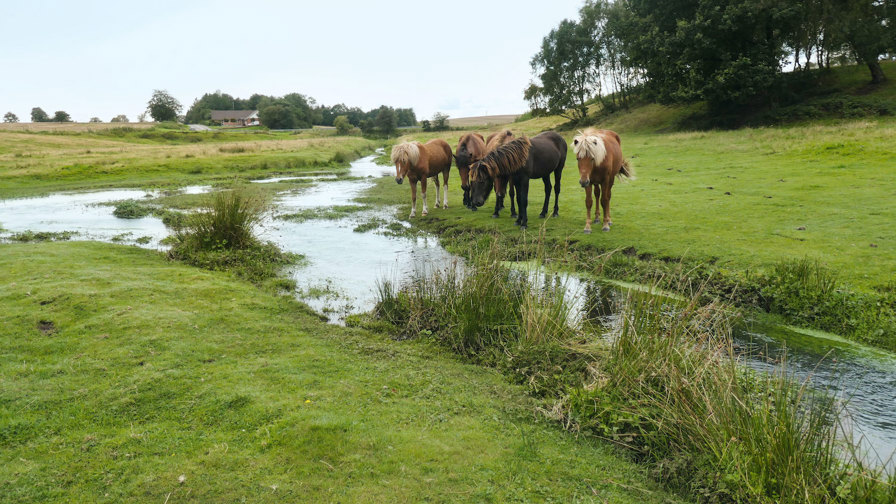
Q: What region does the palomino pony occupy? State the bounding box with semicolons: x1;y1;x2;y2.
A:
453;133;485;209
392;139;452;217
572;128;634;233
470;131;567;229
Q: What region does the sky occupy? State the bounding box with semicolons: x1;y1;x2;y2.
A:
0;0;585;123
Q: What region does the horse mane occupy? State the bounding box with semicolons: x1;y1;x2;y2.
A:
573;128;608;166
391;142;420;167
471;136;531;181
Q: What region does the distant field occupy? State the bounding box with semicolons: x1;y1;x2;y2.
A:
0;122;157;132
447;114;520;127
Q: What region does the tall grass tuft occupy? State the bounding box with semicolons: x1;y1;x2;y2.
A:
375;243;895;503
168;187;296;284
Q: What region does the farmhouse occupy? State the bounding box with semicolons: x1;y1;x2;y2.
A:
210;110;259;127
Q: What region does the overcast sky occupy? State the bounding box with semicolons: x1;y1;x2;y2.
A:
1;0;584;123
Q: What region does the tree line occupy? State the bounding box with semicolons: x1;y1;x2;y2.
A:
183;90;417;133
527;0;896;120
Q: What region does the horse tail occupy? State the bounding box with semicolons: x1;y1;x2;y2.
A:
618;159;636;181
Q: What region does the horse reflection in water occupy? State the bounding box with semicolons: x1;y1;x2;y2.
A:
391;139;453;217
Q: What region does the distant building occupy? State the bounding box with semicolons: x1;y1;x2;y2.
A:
210;110;260;127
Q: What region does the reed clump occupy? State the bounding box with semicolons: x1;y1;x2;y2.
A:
374;244;895;503
168;187;297;284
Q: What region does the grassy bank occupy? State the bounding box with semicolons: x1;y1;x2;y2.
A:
363;115;896;349
0;125;378;197
370;247;895;503
0;241;685;503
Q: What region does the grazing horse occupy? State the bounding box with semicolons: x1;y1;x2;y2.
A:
485;129;517;217
392;139;452;217
470;131;567;229
572;128;634;233
453;133;485;209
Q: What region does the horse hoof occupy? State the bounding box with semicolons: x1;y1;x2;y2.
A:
470;206;478;211
539;213;547;219
520;225;528;230
552;212;559;218
584;229;592;234
510;213;518;218
602;226;610;232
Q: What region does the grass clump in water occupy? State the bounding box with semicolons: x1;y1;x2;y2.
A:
112;200;154;219
168;187;298;284
9;230;76;242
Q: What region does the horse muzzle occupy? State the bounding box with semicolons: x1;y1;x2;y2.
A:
395;177;404;185
579;179;590;188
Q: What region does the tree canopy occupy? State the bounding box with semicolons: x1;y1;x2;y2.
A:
147;89;183;122
527;0;895;119
3;112;18;123
31;107;50;122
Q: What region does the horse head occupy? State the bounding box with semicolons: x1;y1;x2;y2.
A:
572;131;607;187
468;161;494;208
391;142;420;185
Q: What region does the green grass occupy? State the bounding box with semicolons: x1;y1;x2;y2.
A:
0;242;685;503
372;248;896;503
0;125;378;198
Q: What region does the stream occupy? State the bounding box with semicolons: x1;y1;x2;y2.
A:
1;151;894;469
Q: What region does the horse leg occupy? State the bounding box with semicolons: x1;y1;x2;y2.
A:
409;181;417;218
552;167;562;217
584;184;593;234
421;177;429;216
442;170;449;208
601;182;612;231
433;175;441;209
509;182;517;218
516;177;529;229
539;175;551;218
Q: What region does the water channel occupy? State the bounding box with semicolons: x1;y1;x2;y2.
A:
1;151;894;469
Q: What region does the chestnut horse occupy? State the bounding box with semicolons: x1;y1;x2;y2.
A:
485;129;516;217
572;128;634;233
470;131;567;229
454;133;485;209
392;139;452;217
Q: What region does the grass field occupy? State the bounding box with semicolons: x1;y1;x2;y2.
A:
367;116;896;292
0;242;684;503
0;126;379;197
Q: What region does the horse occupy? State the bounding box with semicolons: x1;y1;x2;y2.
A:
484;129;517;217
572;128;634;233
453;133;485;209
391;139;452;217
469;131;567;229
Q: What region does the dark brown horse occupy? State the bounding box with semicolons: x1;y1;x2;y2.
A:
392;139;452;217
572;128;634;233
470;131;567;229
454;133;485;209
485;129;517;217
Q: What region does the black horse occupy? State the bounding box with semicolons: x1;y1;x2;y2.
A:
469;131;567;229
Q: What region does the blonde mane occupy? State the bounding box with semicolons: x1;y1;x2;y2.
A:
573;128;608;166
391;142;420;167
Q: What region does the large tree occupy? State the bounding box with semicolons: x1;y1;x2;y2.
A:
147;89;183;122
836;0;893;83
258;104;296;129
530;18;600;121
374;106;397;135
52;111;72;122
31;107;50;122
3;111;19;123
622;0;800;111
